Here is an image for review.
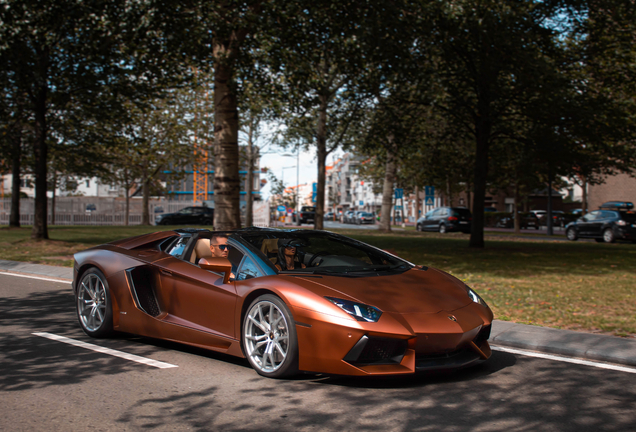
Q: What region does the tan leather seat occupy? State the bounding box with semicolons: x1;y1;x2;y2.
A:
261;239;279;264
190;238;212;263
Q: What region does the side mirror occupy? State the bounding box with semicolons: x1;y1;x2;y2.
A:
199;257;232;284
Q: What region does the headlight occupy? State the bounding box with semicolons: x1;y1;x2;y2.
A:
325;297;382;322
617;220;626;226
466;286;488;307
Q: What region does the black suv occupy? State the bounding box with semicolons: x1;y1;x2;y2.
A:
416;207;472;234
565;202;636;243
297;206;316;225
155;206;214;226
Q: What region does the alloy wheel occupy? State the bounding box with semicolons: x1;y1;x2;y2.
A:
77;272;108;332
244;300;291;374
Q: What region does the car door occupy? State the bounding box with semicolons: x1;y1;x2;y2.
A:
174;207;192;224
153;246;242;340
421;209;435;230
435;208;448;227
578;211;600;236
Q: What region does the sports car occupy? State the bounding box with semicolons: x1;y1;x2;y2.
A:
73;228;493;378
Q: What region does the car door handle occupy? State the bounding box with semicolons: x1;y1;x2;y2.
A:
160;269;173;276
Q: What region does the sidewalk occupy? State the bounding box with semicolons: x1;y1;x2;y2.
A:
1;259;634;368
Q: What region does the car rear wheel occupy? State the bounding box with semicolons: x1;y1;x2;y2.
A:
243;294;298;378
566;228;578;241
439;224;447;234
76;268;113;338
416;224;421;232
603;228;615;243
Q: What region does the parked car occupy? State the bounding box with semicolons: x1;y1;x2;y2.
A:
355;212;375;224
551;210;565;227
85;203;97;214
495;212;540;230
73;228;493;378
529;210;546;223
416;207;472;234
324;211;335;221
342;211;355;224
155;206;214;226
565;204;636;243
296;206;316;225
484;207;497;213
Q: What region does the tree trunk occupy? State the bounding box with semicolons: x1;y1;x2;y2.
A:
141;167;150;225
9;126;21;228
124;168;130;226
513;182;520;233
379;139;397;232
547;165;553;236
469;119;491;248
31;82;49;240
414;185;419;220
213;60;241;230
314;94;328;230
581;175;588;216
50;170;57;225
245;118;255;227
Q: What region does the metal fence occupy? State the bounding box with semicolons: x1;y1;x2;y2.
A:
0;197;272;227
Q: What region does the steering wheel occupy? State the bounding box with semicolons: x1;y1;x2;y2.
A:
308;251;330;267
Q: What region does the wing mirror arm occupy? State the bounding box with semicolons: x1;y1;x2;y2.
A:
199;257;232;284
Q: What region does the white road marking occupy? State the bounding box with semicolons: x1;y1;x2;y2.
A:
492;345;636;374
33;332;178;369
0;271;71;284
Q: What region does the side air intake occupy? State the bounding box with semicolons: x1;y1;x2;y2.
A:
126;266;161;317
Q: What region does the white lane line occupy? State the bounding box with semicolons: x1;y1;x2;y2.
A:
492;345;636;374
33;332;178;369
0;271;72;284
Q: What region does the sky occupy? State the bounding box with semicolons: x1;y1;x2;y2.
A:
259;146;343;200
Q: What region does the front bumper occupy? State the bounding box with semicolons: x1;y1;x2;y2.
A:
293;302;492;376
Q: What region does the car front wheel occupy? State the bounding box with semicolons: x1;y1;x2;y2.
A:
76;268;113;338
439;224;447;234
243;294;298;378
566;228;578;241
603;228;615;243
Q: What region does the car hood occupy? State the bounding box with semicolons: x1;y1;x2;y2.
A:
295;267;472;314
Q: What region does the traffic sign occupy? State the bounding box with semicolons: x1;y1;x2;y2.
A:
277;205;286;212
394;188;403;199
425;197;434;206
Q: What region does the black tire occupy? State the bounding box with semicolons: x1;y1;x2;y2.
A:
75;267;114;338
439;224;447;234
566;228;578;241
603;228;615;243
242;294;299;378
202;218;213;225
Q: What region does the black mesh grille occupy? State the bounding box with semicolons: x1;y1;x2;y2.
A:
127;267;161;317
475;325;491;343
355;337;407;365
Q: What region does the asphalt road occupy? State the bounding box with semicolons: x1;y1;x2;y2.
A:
1;274;635;431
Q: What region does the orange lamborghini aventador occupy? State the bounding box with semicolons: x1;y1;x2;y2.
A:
73;228;493;378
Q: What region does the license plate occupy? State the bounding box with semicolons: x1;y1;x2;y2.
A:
460;221;468;224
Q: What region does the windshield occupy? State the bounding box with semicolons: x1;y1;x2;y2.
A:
237;231;411;276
